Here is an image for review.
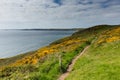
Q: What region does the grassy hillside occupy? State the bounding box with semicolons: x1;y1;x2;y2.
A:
66;26;120;80
0;51;36;67
0;25;119;80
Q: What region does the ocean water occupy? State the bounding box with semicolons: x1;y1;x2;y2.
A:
0;30;75;58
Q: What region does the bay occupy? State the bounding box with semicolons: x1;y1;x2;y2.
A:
0;30;75;58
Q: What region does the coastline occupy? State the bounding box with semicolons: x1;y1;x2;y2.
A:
0;29;77;58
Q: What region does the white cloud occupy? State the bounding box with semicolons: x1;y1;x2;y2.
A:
0;0;120;29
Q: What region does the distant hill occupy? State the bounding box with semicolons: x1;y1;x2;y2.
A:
0;24;120;80
2;28;84;31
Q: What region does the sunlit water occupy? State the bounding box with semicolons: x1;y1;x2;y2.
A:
0;30;75;58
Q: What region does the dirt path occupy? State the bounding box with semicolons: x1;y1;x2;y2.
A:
58;46;90;80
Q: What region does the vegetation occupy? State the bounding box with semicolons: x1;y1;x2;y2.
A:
0;51;36;67
0;42;90;80
66;26;120;80
0;24;120;80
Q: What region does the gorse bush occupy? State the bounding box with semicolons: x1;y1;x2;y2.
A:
97;27;120;44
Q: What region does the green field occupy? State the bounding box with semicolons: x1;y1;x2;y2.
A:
66;41;120;80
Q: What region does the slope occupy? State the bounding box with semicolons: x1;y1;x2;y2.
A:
66;26;120;80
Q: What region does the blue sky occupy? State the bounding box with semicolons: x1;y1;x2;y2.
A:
0;0;120;29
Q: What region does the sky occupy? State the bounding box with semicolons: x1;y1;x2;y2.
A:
0;0;120;29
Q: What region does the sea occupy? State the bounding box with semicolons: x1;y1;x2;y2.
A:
0;29;75;58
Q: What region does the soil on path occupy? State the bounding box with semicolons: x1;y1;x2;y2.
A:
58;46;90;80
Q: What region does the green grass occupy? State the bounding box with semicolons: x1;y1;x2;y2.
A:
66;41;120;80
28;42;89;80
0;42;89;80
0;51;36;67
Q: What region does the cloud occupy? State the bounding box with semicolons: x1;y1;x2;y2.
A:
0;0;120;29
